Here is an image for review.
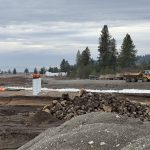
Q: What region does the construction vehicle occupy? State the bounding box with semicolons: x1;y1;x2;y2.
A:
124;70;150;82
99;73;124;80
89;75;99;80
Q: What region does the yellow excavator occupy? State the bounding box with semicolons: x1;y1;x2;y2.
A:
124;70;150;82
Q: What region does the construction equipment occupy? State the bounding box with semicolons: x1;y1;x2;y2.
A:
124;70;150;82
99;74;124;80
89;75;99;80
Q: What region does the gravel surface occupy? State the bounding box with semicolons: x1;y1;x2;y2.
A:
18;112;150;150
42;78;150;90
1;75;150;90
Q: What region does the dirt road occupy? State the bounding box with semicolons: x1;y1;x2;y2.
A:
42;78;150;90
1;75;150;90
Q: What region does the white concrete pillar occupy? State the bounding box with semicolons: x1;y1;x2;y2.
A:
32;77;41;96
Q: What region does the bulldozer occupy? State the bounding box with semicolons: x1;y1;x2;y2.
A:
124;70;150;82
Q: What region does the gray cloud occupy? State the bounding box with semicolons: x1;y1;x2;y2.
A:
0;0;149;23
0;0;149;70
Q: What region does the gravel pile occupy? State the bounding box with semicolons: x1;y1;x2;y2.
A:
18;112;150;150
19;91;150;149
42;91;150;121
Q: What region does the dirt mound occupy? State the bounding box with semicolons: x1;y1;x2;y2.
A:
29;110;59;125
42;92;150;121
18;112;150;150
16;91;150;150
26;91;150;128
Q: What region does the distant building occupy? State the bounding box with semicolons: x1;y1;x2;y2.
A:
45;71;67;77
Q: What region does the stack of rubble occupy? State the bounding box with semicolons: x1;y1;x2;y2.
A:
42;90;150;121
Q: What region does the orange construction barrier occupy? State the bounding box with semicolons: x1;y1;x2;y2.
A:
32;73;41;79
0;88;6;92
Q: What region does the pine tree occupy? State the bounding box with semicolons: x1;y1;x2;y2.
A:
60;59;66;72
48;67;59;73
76;47;92;78
81;47;91;66
24;68;29;74
76;50;81;67
147;60;150;69
119;34;137;69
13;68;17;74
53;67;59;73
39;67;46;74
48;67;53;72
34;68;38;74
110;38;118;72
98;25;111;70
60;59;70;72
8;69;11;74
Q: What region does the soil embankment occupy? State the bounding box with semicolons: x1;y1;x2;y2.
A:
0;96;63;149
0;75;150;149
0;92;150;149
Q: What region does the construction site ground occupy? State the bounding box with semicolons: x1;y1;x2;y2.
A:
0;75;150;149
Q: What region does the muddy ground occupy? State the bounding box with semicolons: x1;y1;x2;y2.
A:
0;75;150;149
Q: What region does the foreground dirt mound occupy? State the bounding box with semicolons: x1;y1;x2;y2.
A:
30;110;59;124
42;92;150;121
16;92;150;149
18;112;150;150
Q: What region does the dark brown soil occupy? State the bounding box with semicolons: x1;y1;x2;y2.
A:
0;75;150;149
30;110;59;124
0;105;63;150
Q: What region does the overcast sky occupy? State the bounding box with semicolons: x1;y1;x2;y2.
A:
0;0;150;71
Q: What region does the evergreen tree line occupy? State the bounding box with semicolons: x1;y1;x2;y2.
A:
69;25;138;78
59;25;150;78
36;25;138;78
0;68;17;74
2;25;149;77
98;25;137;74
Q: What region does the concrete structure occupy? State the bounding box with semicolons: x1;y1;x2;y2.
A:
32;77;41;96
45;71;67;77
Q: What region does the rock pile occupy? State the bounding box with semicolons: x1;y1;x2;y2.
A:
43;91;150;121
